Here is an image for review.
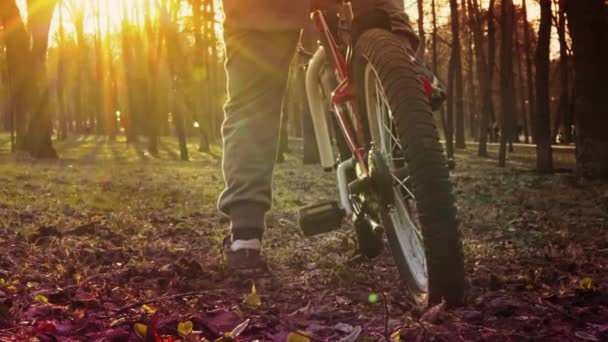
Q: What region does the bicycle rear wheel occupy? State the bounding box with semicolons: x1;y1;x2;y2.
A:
353;28;465;306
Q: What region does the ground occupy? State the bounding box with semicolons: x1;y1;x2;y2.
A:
0;135;607;341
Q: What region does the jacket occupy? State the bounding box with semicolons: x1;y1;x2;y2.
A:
222;0;311;31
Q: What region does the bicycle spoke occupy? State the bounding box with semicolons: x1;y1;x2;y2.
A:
392;174;415;200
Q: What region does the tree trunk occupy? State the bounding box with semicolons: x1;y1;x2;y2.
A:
1;0;58;158
449;0;466;149
469;0;490;157
535;0;554;173
163;0;189;161
446;53;455;159
565;0;608;179
56;0;68;141
556;0;572;144
522;0;536;143
487;0;497;136
516;38;530;144
0;1;32;151
498;0;515;167
465;2;477;142
416;0;425;58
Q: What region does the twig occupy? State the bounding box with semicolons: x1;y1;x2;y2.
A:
381;291;389;341
521;296;578;321
115;290;208;314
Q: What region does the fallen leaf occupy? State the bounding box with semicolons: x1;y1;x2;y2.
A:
177;321;193;337
338;326;362;342
574;331;599;341
143;304;157;315
420;299;446;324
579;277;593;290
390;329;401;342
287;331;311;342
35;320;57;334
242;284;261;307
228;318;250;338
134;323;147;338
35;294;49;304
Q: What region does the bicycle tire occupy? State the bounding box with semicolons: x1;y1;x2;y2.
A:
352;28;465;306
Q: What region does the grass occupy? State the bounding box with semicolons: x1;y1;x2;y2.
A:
0;133;606;341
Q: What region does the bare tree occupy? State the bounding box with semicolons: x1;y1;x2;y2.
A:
535;0;554;173
498;0;515;167
449;0;466;149
522;0;536;143
469;0;491;157
564;0;608;179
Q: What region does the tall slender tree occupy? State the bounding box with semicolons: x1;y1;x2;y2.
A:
535;0;553;173
487;0;497;137
449;0;466;149
498;0;515;167
564;0;608;179
555;0;571;144
522;0;536;143
469;0;491;156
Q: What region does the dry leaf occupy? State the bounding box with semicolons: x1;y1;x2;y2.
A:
391;329;401;342
229;319;250;337
287;331;311;342
579;277;593;290
420;299;446;324
34;294;49;304
134;323;147;338
242;284;261;307
142;304;157;315
177;321;193;337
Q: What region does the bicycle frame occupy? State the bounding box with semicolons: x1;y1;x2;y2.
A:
308;8;369;177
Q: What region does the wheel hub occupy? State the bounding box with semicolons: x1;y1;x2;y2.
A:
368;146;394;208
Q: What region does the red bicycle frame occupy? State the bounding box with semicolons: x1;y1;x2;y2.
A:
312;10;369;177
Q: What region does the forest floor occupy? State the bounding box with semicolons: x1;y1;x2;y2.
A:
0;135;607;341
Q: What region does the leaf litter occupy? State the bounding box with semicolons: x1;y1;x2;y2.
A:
0;144;606;340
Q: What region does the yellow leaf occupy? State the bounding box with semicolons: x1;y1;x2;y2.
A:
134;323;147;337
6;286;16;292
287;332;311;342
0;278;5;285
73;272;81;283
177;321;193;337
242;283;261;307
579;277;593;290
391;329;401;341
35;294;49;304
142;304;157;315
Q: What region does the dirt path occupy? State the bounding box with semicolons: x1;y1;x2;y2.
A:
0;137;606;341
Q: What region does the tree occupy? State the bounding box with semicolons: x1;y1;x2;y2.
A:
469;0;491;157
564;0;608;179
486;0;497;137
416;0;425;58
535;0;553;173
0;0;58;158
522;0;536;143
498;0;515;167
449;0;466;149
162;0;189;161
555;0;571;144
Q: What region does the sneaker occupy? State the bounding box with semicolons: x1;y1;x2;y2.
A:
222;236;264;270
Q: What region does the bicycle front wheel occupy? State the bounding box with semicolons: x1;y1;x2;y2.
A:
353;28;465;306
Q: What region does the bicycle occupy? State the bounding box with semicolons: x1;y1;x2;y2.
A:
298;2;465;306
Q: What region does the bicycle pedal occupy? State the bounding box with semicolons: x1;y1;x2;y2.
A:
298;201;345;237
